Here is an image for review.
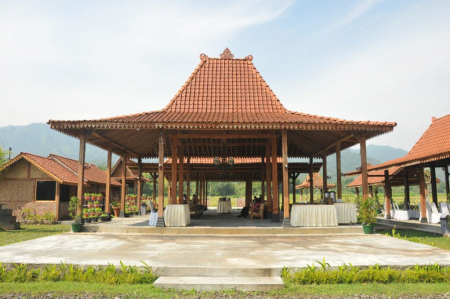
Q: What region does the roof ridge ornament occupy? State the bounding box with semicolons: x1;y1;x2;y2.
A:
199;53;208;60
220;48;234;59
245;55;253;61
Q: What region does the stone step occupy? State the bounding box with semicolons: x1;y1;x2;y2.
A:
154;267;280;277
0;209;12;217
0;215;17;224
154;276;284;291
0;222;20;230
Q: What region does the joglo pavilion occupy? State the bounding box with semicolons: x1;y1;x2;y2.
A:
48;48;397;227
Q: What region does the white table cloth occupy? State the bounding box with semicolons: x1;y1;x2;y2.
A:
217;201;232;214
334;203;357;224
290;204;338;227
164;204;190;227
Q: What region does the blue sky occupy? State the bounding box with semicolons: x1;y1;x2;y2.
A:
1;0;449;151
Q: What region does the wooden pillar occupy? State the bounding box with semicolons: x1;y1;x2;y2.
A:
266;143;272;215
369;186;374;198
430;164;438;206
171;136;178;205
187;157;191;203
355;187;360;198
445;165;449;200
322;153;328;195
336;142;342;200
282;129;289;219
55;182;61;220
419;167;428;223
300;189;303;202
359;135;369;200
200;180;203;206
261;156;265;200
157;131;165;222
77;130;88;213
120;153;127;217
196;180;199;204
384;170;391;219
105;144;112;214
152;174;157;202
291;174;296;204
205;180;208;207
245;177;251;207
137;157;142;209
309;156;314;203
178;145;184;204
404;167;410;207
271;135;279;221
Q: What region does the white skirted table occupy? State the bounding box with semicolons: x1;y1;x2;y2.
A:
290;204;338;227
334;203;357;224
217;201;232;214
164;204;191;227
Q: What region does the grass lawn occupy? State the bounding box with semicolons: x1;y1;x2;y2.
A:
0;281;449;298
378;229;450;251
0;224;70;246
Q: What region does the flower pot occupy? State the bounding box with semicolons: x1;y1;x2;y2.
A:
362;224;375;234
94;204;99;208
84;196;90;202
88;203;93;208
112;206;121;217
72;223;83;232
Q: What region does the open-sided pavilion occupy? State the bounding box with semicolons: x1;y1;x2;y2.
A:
48;48;396;227
346;115;449;222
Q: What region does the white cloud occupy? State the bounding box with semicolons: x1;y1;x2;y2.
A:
0;0;293;125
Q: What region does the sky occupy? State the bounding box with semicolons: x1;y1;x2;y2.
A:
1;0;449;151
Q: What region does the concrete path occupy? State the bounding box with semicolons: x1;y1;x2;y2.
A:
1;233;449;268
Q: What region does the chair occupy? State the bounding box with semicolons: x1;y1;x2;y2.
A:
439;202;449;218
394;202;409;221
426;202;441;224
249;203;265;220
148;201;158;227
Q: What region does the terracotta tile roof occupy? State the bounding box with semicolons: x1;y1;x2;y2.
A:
347;167;401;188
0;152;119;186
50;154;121;186
49;48;396;131
368;114;450;171
295;173;336;190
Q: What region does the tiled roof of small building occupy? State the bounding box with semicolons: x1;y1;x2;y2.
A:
368;114;450;170
49;48;396;130
295;173;336;190
0;152;119;186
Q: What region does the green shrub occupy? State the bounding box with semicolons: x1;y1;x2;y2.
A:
282;260;450;285
0;261;157;285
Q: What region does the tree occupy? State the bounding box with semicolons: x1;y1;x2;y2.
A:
0;146;11;166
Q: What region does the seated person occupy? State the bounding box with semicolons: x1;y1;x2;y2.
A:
183;194;187;204
250;198;262;212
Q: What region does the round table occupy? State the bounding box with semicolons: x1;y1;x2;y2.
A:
290;204;338;227
217;201;232;214
164;204;191;227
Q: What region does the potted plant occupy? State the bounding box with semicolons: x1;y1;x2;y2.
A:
100;213;108;221
69;196;83;232
88;201;93;208
91;193;98;201
84;193;91;202
90;208;96;218
94;201;99;208
95;208;102;217
358;197;378;234
97;193;103;201
91;215;97;223
111;201;121;217
84;215;91;223
83;208;89;219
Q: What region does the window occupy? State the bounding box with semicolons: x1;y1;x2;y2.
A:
60;185;71;202
36;181;56;201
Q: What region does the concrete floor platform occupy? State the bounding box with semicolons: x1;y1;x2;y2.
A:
83;210;363;235
1;233;449;268
377;217;442;234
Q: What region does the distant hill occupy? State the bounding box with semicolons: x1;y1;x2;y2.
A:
0;123;119;168
0;123;410;177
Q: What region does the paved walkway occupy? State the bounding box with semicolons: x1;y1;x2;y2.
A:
1;233;449;268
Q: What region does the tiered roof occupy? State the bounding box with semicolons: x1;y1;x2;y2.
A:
48;48;396;159
0;152;120;186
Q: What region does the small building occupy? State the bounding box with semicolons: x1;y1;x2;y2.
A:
0;153;121;220
295;173;336;202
